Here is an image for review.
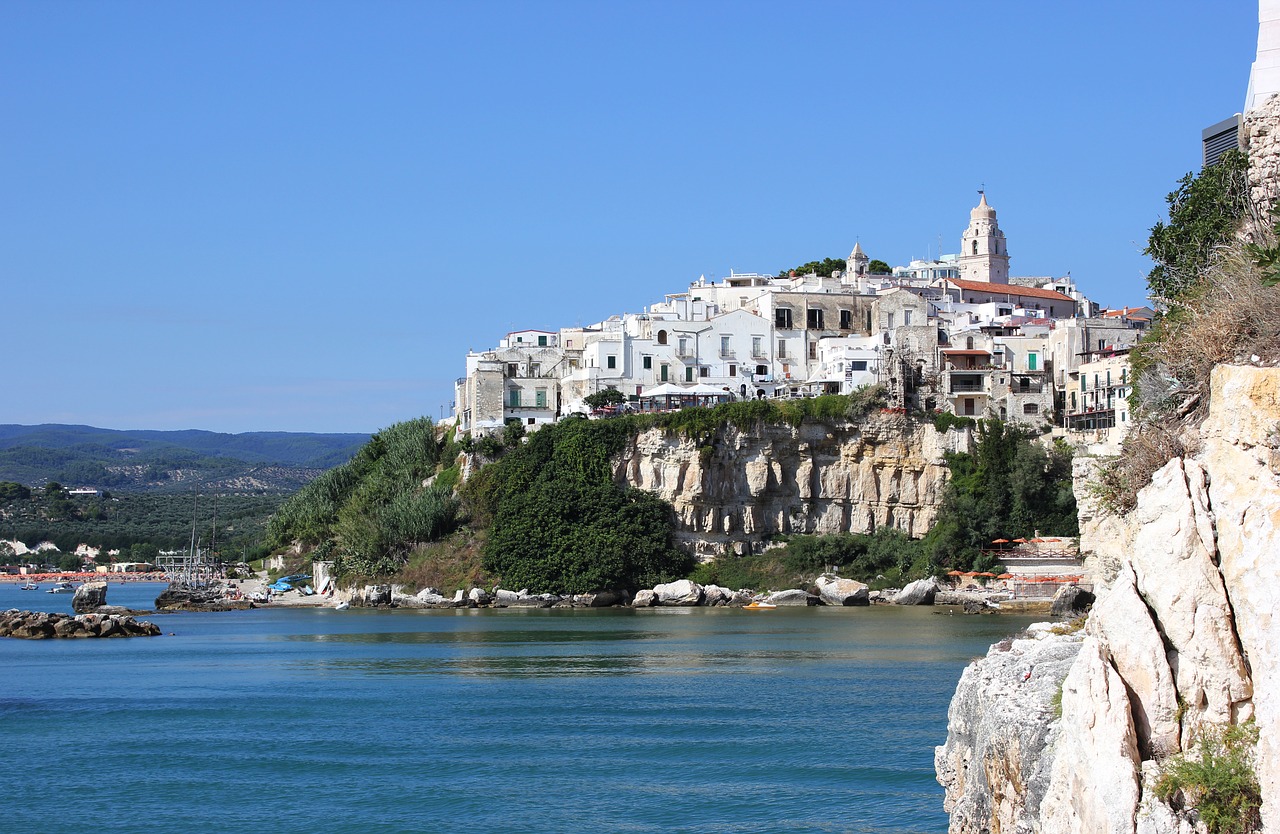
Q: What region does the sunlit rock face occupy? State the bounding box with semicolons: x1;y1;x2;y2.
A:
613;413;968;559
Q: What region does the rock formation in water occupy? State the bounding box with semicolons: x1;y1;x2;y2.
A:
612;413;967;558
936;365;1280;833
0;608;162;639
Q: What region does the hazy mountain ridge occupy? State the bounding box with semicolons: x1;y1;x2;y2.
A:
0;424;369;492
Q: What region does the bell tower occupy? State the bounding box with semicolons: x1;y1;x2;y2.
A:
958;192;1009;284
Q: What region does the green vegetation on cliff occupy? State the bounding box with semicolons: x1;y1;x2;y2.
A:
463;417;692;593
267;418;459;578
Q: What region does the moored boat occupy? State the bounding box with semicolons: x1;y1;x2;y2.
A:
19;582;39;591
743;601;777;610
47;580;75;593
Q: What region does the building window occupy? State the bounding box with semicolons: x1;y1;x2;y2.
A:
887;312;895;330
720;335;731;356
657;330;667;345
538;335;547;346
685;366;694;382
809;342;817;359
729;365;736;377
607;355;616;369
678;337;689;356
507;363;519;377
699;367;710;378
535;389;547;408
775;308;793;329
661;364;669;381
508;389;521;408
756;365;768;376
752;336;764;357
851;360;867;371
972;240;978;254
777;339;786;358
904;310;913;326
643;356;652;370
839;309;852;329
807;308;824;329
530;363;540;377
1023;403;1039;415
966;336;974;350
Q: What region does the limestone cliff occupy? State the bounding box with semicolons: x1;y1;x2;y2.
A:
611;413;967;558
937;365;1280;833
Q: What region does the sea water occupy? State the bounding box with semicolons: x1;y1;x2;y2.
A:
0;583;1034;834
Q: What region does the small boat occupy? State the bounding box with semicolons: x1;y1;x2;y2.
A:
19;582;39;591
334;600;350;611
46;580;75;593
743;601;777;610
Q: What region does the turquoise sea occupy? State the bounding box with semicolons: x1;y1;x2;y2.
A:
1;583;1033;834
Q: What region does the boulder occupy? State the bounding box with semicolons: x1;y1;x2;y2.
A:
701;585;733;606
72;581;108;613
155;582;252;611
814;574;868;606
493;589;521;606
632;589;656;607
893;577;939;606
1049;584;1095;617
765;589;821;606
574;590;622;608
363;584;392;606
468;587;491;605
653;579;703;606
414;589;448;605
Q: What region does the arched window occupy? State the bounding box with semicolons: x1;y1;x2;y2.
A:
966;336;974;350
972;240;978;254
657;330;667;345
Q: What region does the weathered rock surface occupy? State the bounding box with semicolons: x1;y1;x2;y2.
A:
764;589;821;606
814;574;869;606
653;579;703;606
1039;637;1141;834
614;414;969;558
72;581;108;613
0;608;162;639
935;624;1085;834
893;577;939;605
1048;584;1094;617
631;589;656;608
940;364;1280;834
155;583;252;611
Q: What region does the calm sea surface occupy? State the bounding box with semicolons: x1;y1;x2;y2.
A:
0;582;1034;834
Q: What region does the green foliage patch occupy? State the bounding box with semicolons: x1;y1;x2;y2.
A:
1156;722;1261;834
268;418;459;578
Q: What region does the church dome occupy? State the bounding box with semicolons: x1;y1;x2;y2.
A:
970;192;997;221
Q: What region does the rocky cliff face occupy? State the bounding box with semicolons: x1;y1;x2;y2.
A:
611;413;967;558
937;365;1280;833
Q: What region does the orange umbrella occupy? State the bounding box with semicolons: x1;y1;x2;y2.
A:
963;571;979;576
1029;538;1045;543
997;573;1014;579
946;570;964;576
991;538;1009;544
978;572;996;577
1012;538;1028;543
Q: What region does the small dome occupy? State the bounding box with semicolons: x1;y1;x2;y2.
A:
970;192;996;220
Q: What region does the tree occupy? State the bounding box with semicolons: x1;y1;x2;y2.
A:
1144;149;1250;304
56;552;82;572
584;387;625;409
867;259;892;275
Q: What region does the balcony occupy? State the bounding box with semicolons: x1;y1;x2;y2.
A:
949;382;987;393
720;348;736;358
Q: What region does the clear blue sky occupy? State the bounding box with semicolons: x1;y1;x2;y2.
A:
1;1;1258;433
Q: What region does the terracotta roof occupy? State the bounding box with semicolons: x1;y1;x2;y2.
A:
944;278;1074;303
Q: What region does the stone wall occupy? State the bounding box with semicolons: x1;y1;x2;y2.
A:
612;412;967;559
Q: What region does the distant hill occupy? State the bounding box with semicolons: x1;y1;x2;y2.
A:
0;424;370;493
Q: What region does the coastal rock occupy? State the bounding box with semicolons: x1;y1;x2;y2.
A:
155;582;252;611
507;594;557;608
574;590;622;607
1088;566;1180;758
814;574;869;606
935;626;1085;834
700;585;733;606
1048;585;1095;617
0;609;161;640
631;590;656;607
653;580;703;606
1039;637;1141;834
893;577;939;605
765;589;821;606
468;588;491;605
414;589;448;605
493;588;521;606
72;581;108;613
363;584;392;606
1129;457;1252;745
614;414;968;559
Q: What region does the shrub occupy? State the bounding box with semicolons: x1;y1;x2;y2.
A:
1156;722;1261;834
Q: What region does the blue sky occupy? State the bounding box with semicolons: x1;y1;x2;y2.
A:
1;1;1259;433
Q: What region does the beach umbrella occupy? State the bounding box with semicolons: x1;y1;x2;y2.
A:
946;570;964;576
1029;538;1046;543
978;572;996;577
997;573;1014;579
1012;538;1028;543
991;538;1009;545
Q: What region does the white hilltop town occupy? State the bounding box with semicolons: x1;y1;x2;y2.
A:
454;194;1152;451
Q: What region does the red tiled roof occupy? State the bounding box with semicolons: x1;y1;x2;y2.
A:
944;278;1074;303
